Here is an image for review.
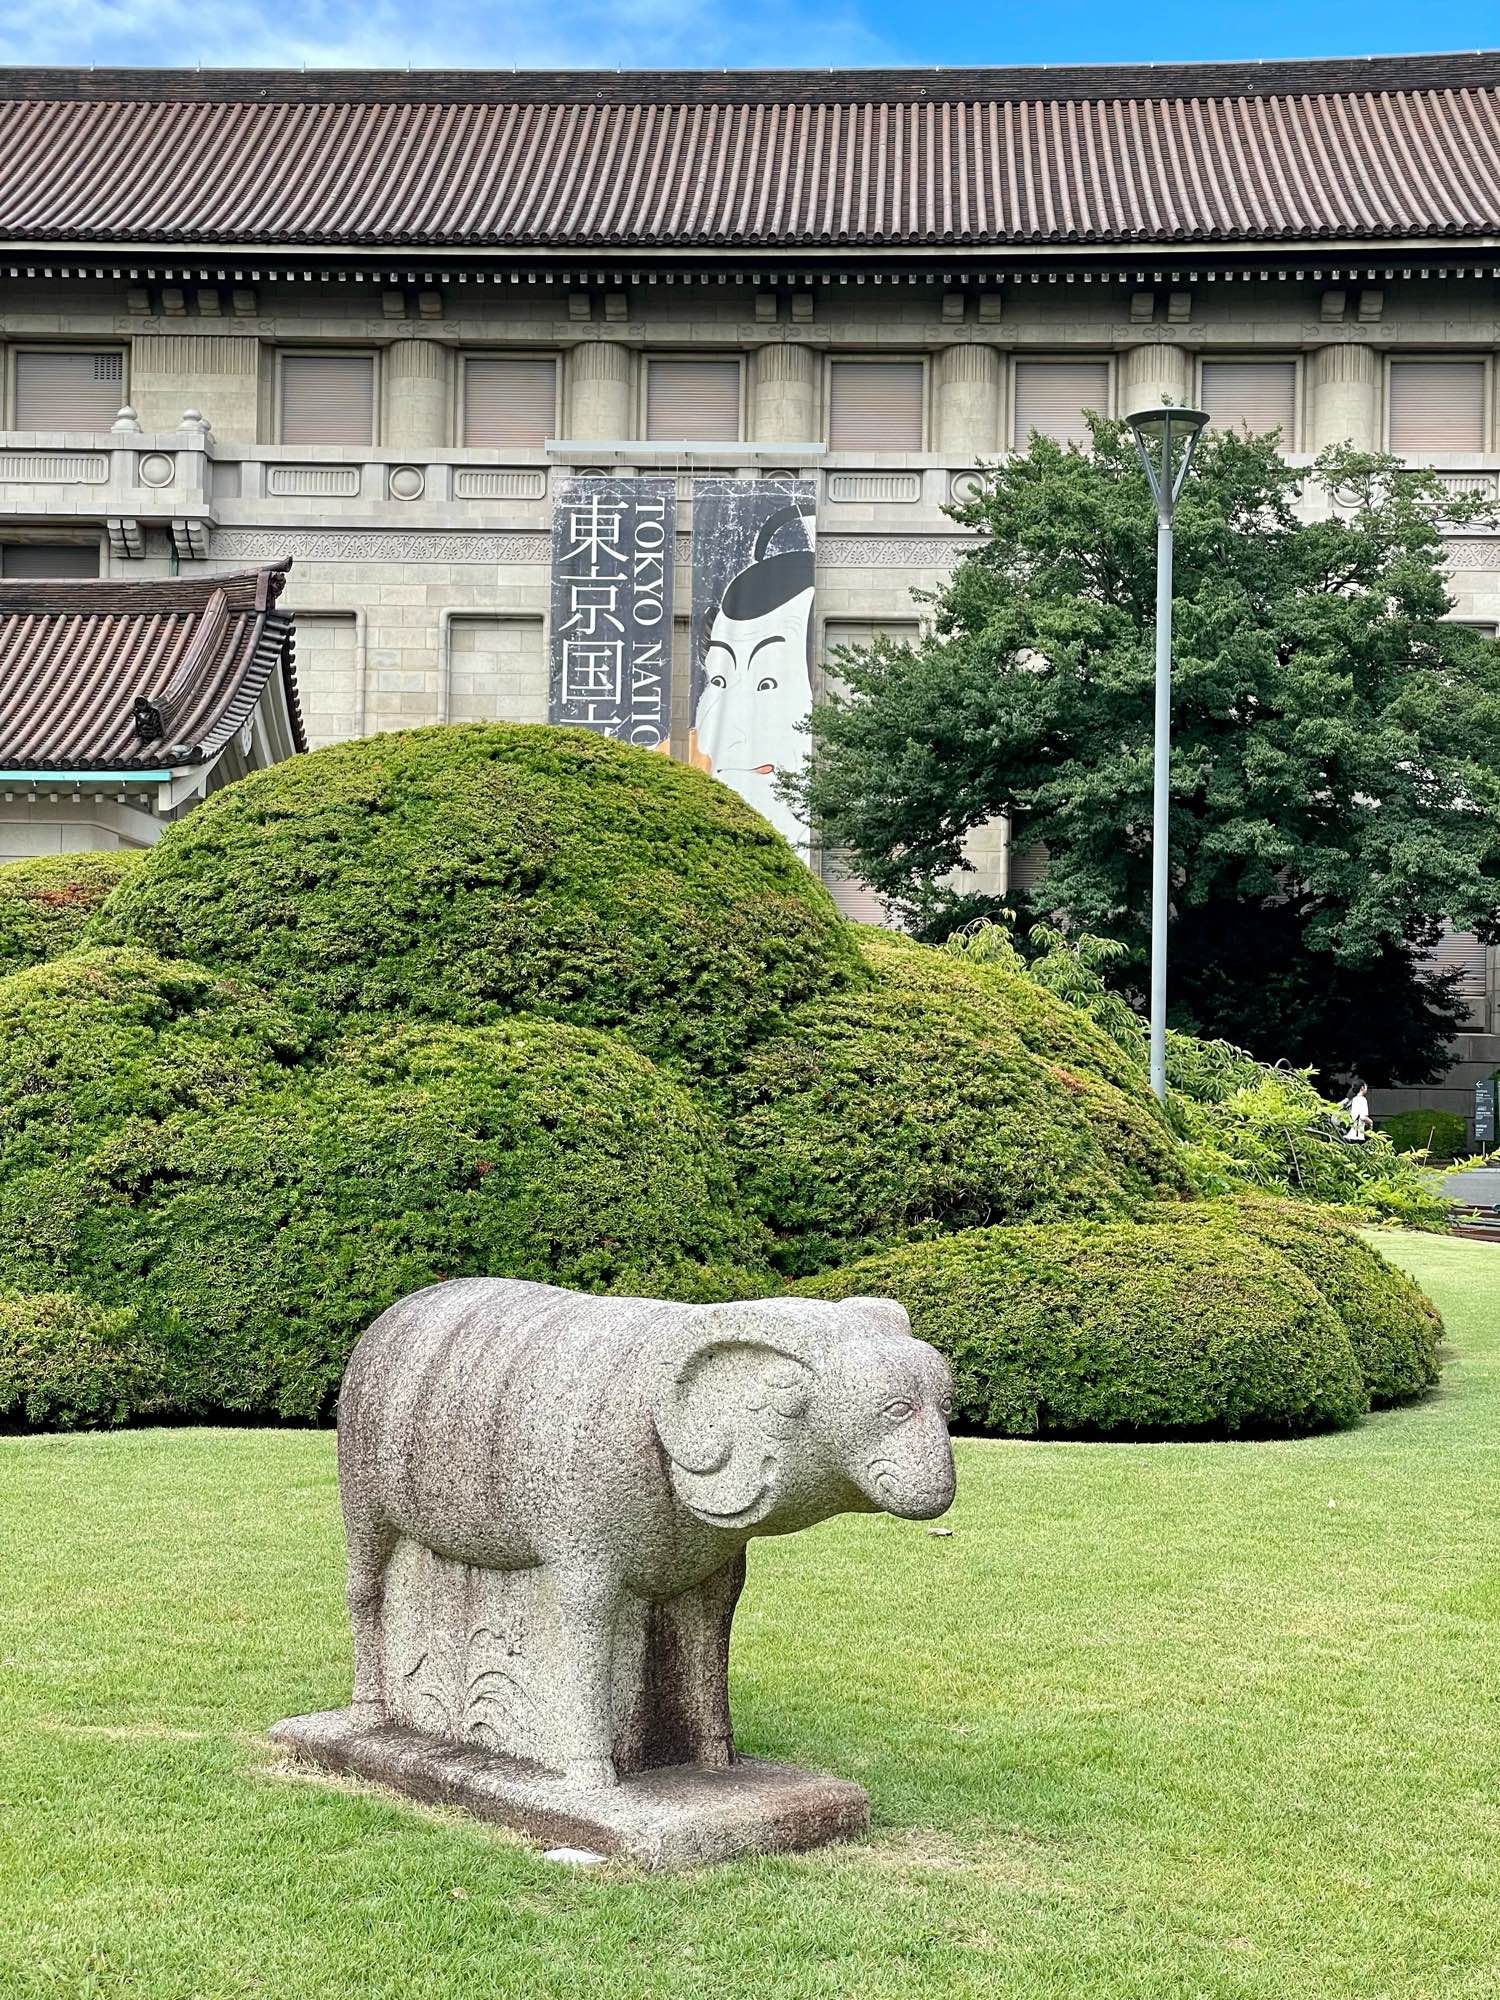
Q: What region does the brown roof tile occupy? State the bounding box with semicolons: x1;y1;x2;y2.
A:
0;58;1497;251
0;562;305;770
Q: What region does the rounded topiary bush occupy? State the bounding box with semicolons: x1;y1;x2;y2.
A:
0;947;311;1174
797;1218;1367;1439
1155;1195;1442;1408
0;1018;769;1420
728;932;1191;1277
95;725;857;1075
0;849;143;975
0;1291;159;1430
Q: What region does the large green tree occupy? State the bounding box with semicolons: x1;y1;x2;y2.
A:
793;426;1500;1084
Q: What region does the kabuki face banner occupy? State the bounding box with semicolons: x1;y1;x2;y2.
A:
688;479;816;852
549;477;675;749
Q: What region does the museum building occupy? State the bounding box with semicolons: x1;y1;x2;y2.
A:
0;53;1497;1121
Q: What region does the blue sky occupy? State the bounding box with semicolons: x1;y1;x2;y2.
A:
0;0;1495;73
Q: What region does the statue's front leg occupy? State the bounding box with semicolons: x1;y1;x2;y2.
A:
676;1549;747;1769
551;1567;623;1790
344;1510;399;1726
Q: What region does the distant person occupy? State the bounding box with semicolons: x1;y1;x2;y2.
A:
1339;1079;1371;1144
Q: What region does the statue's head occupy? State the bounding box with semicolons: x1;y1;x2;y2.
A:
652;1296;956;1533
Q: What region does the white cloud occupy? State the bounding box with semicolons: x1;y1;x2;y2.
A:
0;0;894;72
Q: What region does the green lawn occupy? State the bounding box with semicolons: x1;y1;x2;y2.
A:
3;1231;1499;1999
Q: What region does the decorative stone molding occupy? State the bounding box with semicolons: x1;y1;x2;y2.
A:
171;517;209;560
827;471;922;504
210;528;555;563
819;535;968;568
1443;540;1500;570
266;464;362;497
386;338;449;381
453;468;548;500
0;451;108;484
1312;344;1380;386
137;452;176;488
388;465;426;501
936;346;998;385
571;341;631;382
754;343;816;385
208;526;972;569
133;334;260;375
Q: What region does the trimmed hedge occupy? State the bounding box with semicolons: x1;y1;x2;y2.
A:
96;725;857;1075
1380;1108;1469;1160
1155;1195;1442;1408
0;1291;158;1430
0;947;310;1174
0;849;143;975
0;1019;769;1421
729;932;1192;1276
797;1217;1368;1439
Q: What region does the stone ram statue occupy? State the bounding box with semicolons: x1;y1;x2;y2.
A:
334;1277;956;1795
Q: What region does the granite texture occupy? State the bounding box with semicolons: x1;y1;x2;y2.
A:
311;1277;955;1832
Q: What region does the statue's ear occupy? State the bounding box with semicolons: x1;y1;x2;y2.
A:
841;1295;912;1340
653;1319;814;1528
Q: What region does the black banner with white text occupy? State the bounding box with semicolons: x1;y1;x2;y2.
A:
549;477;675;749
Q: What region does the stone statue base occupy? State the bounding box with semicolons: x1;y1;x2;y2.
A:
269;1709;869;1870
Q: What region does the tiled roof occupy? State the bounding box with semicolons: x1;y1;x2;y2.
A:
0;562;305;770
0;56;1497;252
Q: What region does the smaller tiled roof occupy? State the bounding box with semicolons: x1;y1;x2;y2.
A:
0;561;305;770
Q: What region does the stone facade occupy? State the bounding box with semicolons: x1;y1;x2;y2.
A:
1;265;1497;1114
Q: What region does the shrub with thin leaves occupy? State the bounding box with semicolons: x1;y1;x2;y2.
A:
0;1292;159;1430
0;947;310;1175
797;1216;1366;1440
0;849;143;975
730;930;1191;1277
0;1019;770;1422
96;724;856;1076
1154;1194;1442;1408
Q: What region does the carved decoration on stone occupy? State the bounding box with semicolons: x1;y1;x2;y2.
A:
107;516;145;559
171;518;209;561
208;527;974;570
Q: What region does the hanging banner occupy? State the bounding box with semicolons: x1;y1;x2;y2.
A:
549;476;675;749
689;479;817;852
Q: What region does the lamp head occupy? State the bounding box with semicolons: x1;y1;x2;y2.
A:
1125;404;1209;514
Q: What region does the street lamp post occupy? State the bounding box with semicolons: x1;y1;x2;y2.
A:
1125;404;1210;1104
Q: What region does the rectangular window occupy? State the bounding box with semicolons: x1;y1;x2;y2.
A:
1430;926;1489;1005
293;612;360;749
448;617;547;724
1202;360;1297;442
280;354;376;446
1389;361;1487;454
0;542;101;577
462;357;557;449
828;362;924;451
645;360;740;442
1012;360;1110;448
13;350;124;431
